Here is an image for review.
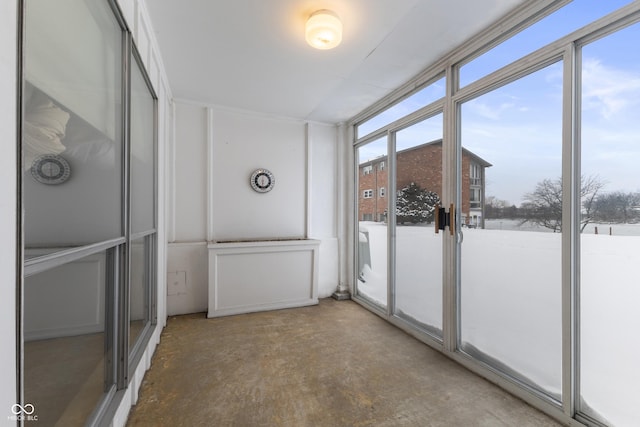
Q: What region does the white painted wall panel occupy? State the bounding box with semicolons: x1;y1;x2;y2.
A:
209;108;306;241
24;252;106;340
166;242;208;315
174;102;207;241
208;240;319;317
317;237;340;298
309;122;338;238
308;123;339;297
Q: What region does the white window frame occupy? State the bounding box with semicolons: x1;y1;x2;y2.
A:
349;2;640;427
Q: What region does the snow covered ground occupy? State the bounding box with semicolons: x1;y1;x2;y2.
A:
357;220;640;427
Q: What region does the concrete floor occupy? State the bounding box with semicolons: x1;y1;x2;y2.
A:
127;299;563;427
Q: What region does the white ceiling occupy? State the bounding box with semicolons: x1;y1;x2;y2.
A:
146;0;527;124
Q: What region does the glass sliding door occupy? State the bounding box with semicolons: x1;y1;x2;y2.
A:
128;49;157;358
459;63;563;399
22;0;158;424
22;0;124;424
393;114;444;337
579;22;640;427
24;250;115;426
356;137;389;308
23;0;123;248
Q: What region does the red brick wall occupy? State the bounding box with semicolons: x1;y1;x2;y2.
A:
358;142;474;221
358;164;388;221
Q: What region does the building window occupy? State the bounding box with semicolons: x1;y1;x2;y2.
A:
379;161;385;171
363;189;373;198
470;187;481;209
363;165;373;175
379;187;386;197
470;163;481;186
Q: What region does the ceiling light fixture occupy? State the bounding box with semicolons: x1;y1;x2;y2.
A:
305;9;342;50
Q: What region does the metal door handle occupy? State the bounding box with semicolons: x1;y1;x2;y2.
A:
449;203;455;236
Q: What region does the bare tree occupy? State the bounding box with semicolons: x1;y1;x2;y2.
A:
594;191;640;223
521;175;605;232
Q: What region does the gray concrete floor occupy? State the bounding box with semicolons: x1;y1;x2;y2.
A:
127;299;563;427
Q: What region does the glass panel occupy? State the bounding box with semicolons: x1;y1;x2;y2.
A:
579;23;640;427
24;250;114;426
130;235;151;351
23;0;123;249
460;0;633;88
357;77;445;138
459;63;563;399
394;114;443;337
357;137;388;308
130;55;156;234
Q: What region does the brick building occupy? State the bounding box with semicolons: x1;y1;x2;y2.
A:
358;139;491;227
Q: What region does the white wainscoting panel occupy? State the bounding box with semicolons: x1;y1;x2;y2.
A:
24;251;105;341
208;240;320;317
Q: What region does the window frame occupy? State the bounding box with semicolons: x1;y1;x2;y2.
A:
349;2;640;426
19;1;160;424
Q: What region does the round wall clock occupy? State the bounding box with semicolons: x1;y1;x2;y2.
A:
250;168;275;193
31;154;71;185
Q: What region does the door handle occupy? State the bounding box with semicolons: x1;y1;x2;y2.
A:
449;203;455;236
435;204;455;235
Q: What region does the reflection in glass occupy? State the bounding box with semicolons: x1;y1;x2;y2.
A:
394;114;443;336
580;23;640;427
24;251;113;426
357;138;388;308
23;0;123;248
357;77;445;138
130;236;151;351
130;55;156;234
459;63;563;399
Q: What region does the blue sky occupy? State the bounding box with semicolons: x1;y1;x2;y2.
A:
359;0;640;206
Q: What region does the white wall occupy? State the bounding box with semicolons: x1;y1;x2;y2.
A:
308;122;340;298
0;0;17;421
167;102;341;315
210;108;306;241
173;103;207;241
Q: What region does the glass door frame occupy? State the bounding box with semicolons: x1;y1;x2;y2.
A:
449;49;570;411
351;3;640;426
353;94;448;348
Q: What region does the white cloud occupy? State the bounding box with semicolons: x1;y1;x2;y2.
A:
465;99;517;120
582;58;640;120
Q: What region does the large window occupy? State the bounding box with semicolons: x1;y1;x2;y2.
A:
22;0;157;425
459;0;635;88
394;114;444;338
460;63;563;400
129;51;157;359
352;2;640;426
357;137;388;308
357;77;445;138
579;21;640;427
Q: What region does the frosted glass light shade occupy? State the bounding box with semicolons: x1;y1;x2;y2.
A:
305;10;342;50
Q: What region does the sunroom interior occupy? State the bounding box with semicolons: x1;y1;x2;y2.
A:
7;0;640;426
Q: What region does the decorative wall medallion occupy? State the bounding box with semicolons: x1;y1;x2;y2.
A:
250;168;275;193
31;154;71;185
